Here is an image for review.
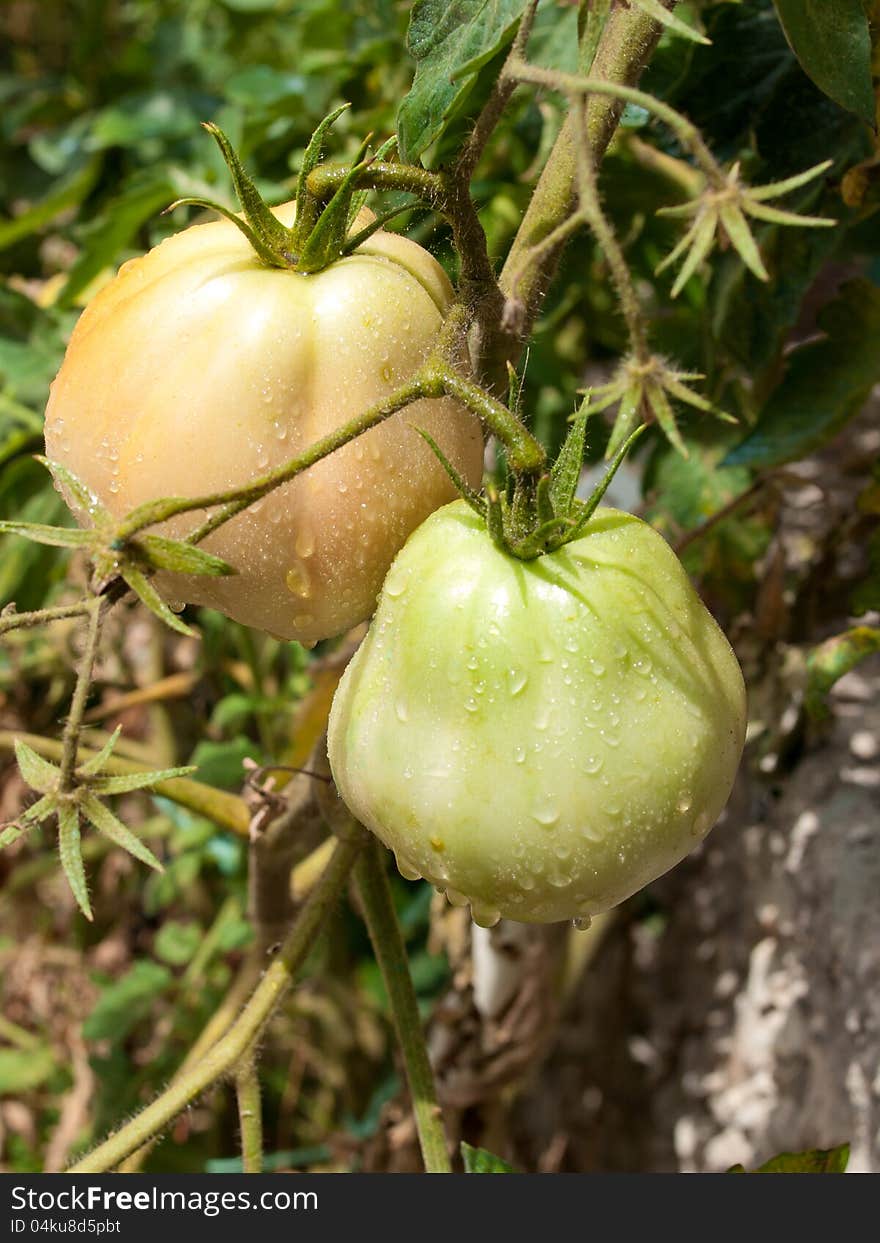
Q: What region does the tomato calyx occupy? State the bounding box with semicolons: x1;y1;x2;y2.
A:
166;107;404;275
418;396;646;561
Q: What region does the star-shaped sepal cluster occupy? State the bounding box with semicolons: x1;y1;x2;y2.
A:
657;159;835;297
2;732;195;920
586;353;735;459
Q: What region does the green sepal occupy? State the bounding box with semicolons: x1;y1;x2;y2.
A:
0;796;55;849
629;0;710;44
87;766;197;796
133;534;236;577
58;801;92;921
564;426;648;544
35;457;110;523
486;485;506;550
342;200;414;255
120;564;197;637
297;139;372;273
0;520;92;549
14;739;60;795
293;103;351;239
77;727;123;776
164;196;285;268
536;474;555;528
80;792;164;873
411;426;486;519
202;123;292;256
719;202;767;281
550;397;590;517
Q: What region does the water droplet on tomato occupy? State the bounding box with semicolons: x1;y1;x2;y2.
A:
508;668;528;696
572;915;592;931
394;699;409;722
531;798;560;828
590;659;606;676
584;754;603;774
285;562;312;599
294;526;315;559
395;854;421;882
445;887;469;908
470;901;501;928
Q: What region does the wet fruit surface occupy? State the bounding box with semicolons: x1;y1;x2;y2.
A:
328;501;747;924
44;204;483;643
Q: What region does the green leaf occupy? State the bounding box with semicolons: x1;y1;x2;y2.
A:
154;920;203;967
80;793;164;872
0;1045;57;1096
14;739;60;796
773;1;874;123
805;628;880;721
0;520;92;549
59;173;176;307
189;736;258;790
730;1143;850;1173
0;157;102;253
724;279;880;469
135;534;236;578
83;961;172;1043
461;1141;515;1173
58;802;92;921
397;0;528;162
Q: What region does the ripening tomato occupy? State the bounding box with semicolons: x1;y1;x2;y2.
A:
43;204;483;643
328;501;747;925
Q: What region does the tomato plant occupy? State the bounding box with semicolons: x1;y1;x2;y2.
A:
43;198;483;643
328;499;746;925
2;0;874;1180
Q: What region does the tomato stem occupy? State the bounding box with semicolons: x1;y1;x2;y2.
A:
68;833;363;1173
354;837;452;1174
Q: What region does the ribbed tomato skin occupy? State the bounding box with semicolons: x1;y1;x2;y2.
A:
329;501;747;925
44;204;483;642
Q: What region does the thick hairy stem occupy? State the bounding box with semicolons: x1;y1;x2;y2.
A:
431;365;547;474
490;0;674;375
236;1059;263;1174
354;838;452;1174
118;957;261;1173
571;100;649;361
68;834;363;1173
59;597;103;792
248;741;328;957
0;600;93;637
510;63;721;183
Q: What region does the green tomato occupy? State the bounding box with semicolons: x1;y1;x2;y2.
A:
43;204;482;644
328;500;747;925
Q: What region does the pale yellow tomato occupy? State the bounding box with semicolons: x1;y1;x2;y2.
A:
44;203;483;643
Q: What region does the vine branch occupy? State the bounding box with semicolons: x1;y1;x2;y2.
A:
68;832;363;1173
